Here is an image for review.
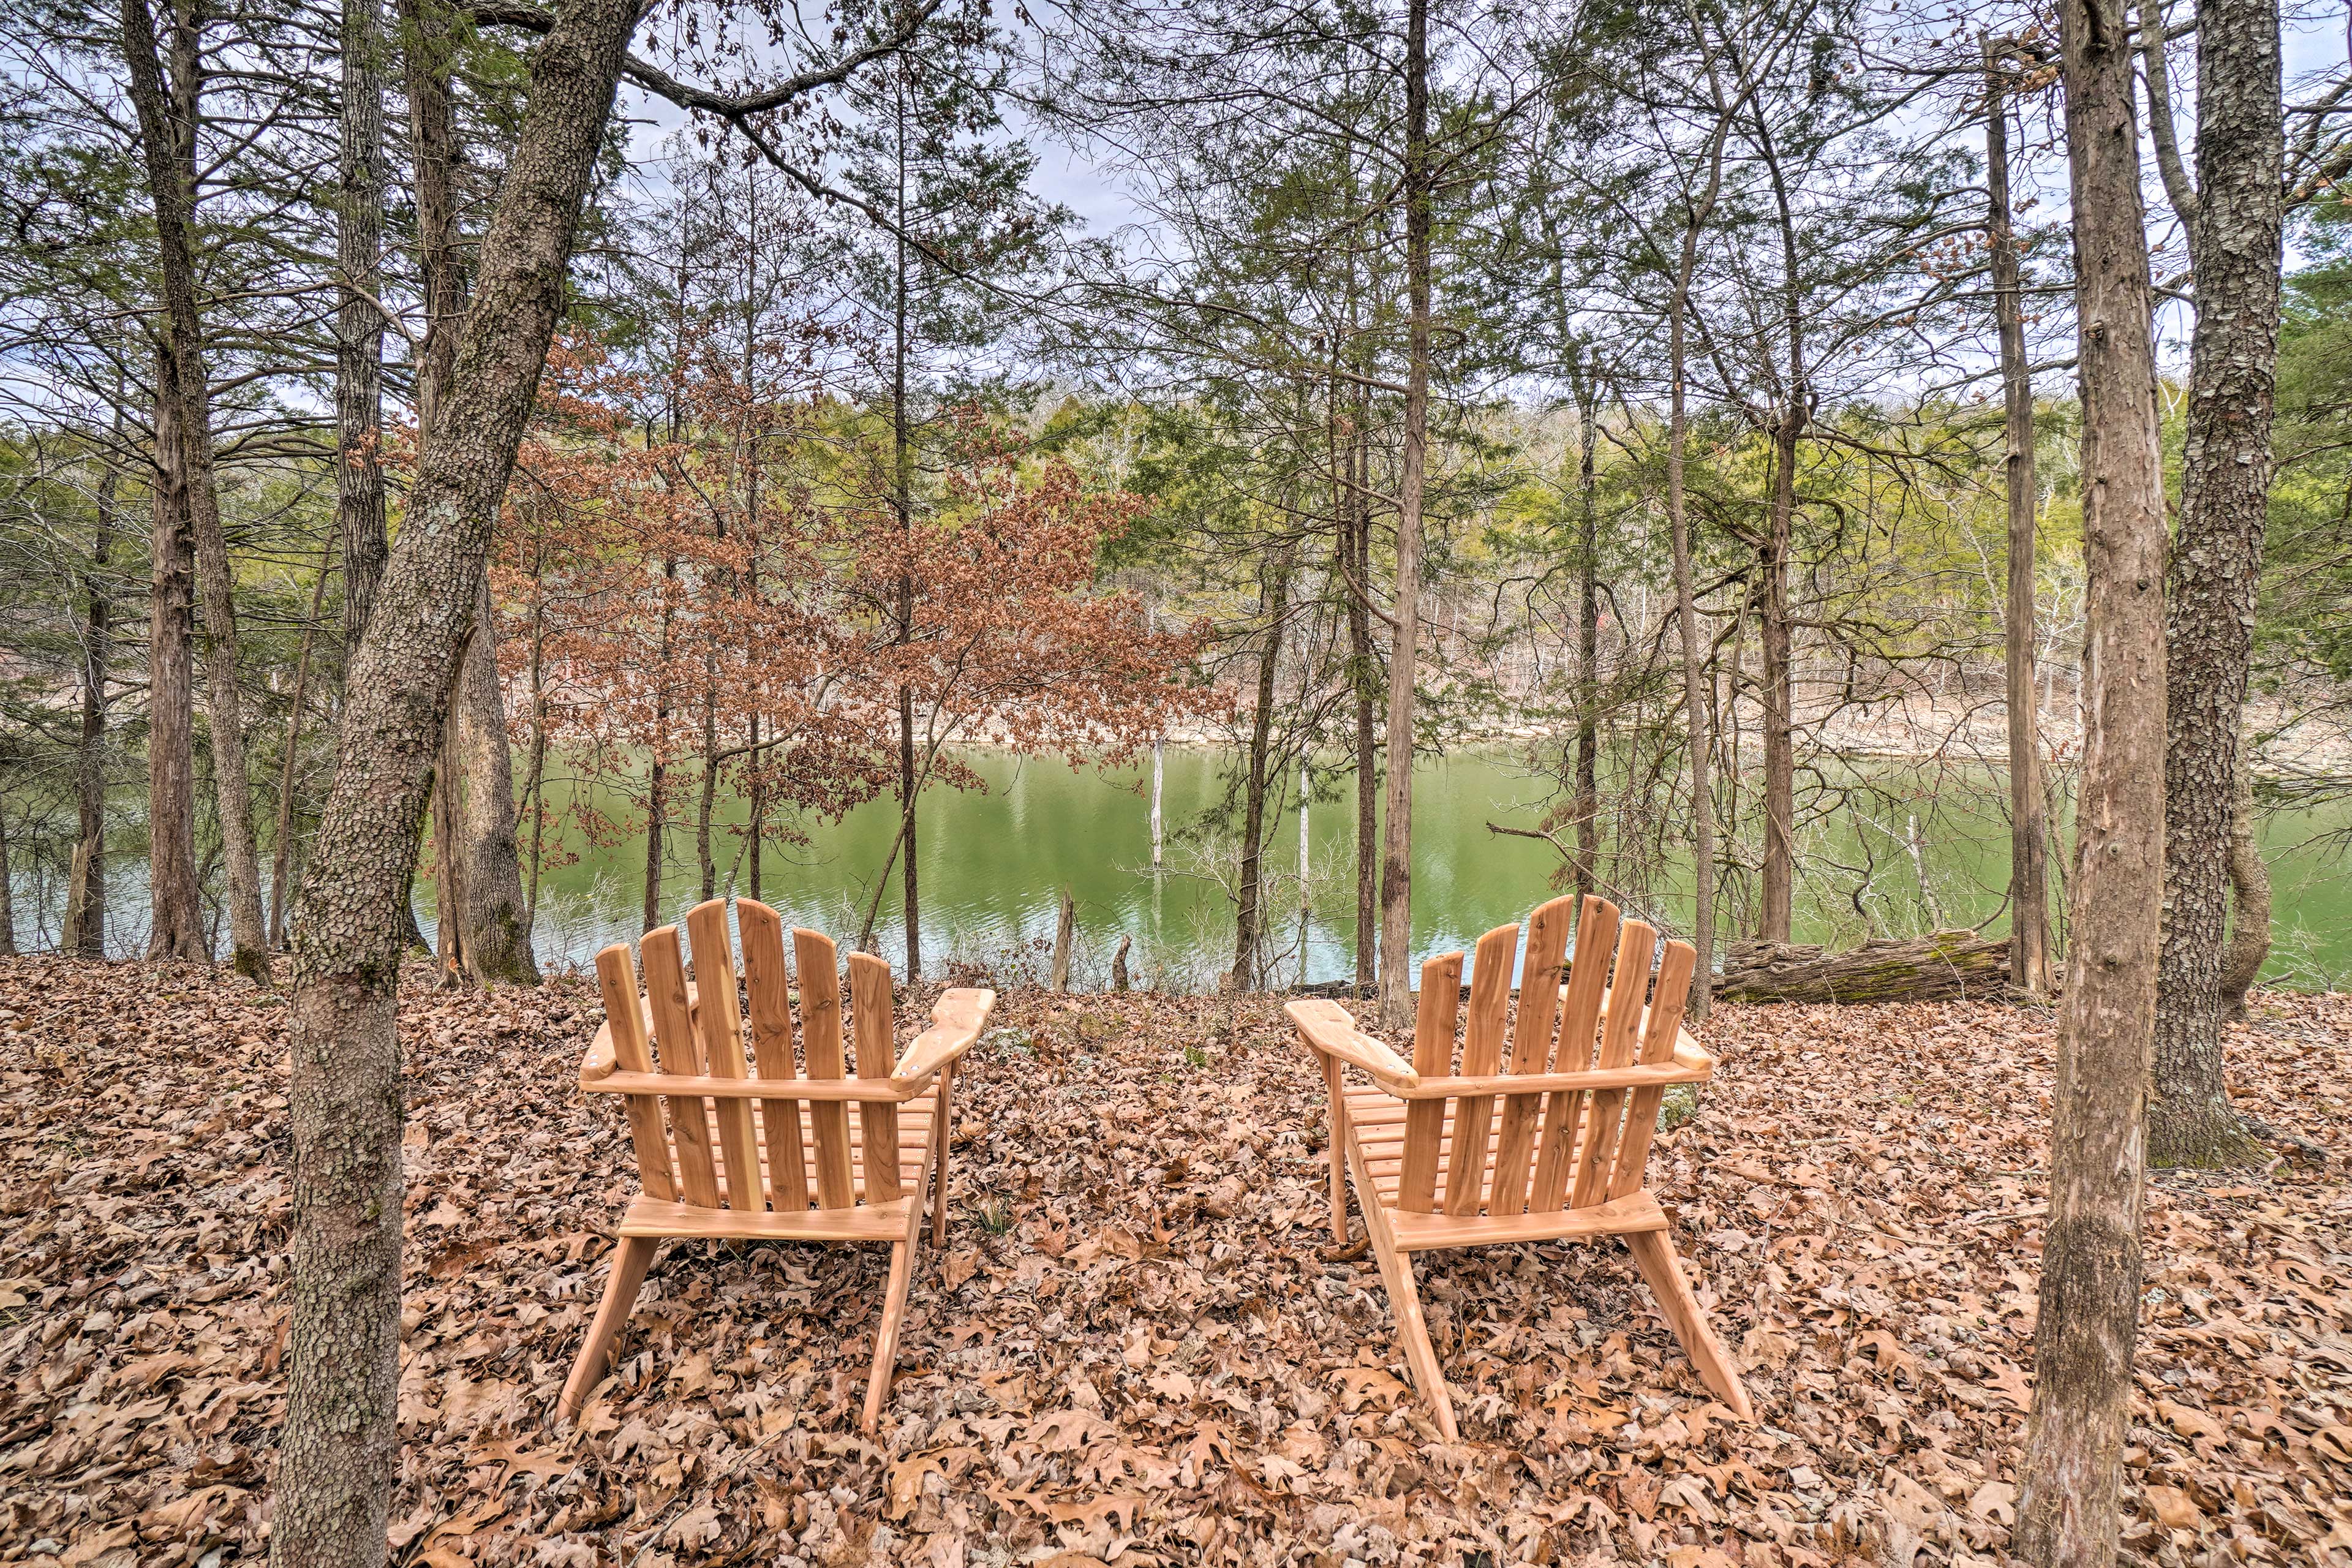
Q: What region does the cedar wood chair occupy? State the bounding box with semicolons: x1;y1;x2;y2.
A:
1287;893;1754;1439
558;897;993;1434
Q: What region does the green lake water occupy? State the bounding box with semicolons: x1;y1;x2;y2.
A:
471;749;2352;992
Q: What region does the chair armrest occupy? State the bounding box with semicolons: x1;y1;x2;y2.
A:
1284;999;1419;1091
890;987;995;1089
1393;1058;1711;1099
584;1071;921;1102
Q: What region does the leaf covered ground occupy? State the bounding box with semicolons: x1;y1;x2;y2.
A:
3;957;2349;1568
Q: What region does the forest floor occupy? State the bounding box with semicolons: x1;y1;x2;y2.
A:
3;959;2350;1568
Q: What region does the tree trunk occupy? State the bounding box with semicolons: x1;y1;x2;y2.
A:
1757;409;1800;942
271;534;336;948
2013;3;2168;1561
1234;549;1292;992
1376;0;1431;1030
1349;393;1378;995
1754;138;1809;945
1049;886;1075;992
1667;82;1733;1022
274;1;641;1559
2149;0;2281;1171
1988;42;2054;998
67;453;116;959
0;812;15;957
643;565;676;934
2218;722;2271;1019
1717;932;2011;1004
121;0;269;978
448;575;537;982
145;401;202;960
1572;357;1600;901
338;0;387;654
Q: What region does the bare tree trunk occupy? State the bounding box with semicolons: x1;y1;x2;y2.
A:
274;1;642;1559
1234;549;1292;992
145;402;202;960
1349;395;1378;995
270;534;336;948
1988;42;2054;998
337;0;387;654
1754;137;1809;945
67;453;116;958
1667;74;1733;1022
1572;356;1600;902
448;575;537;982
1376;0;1431;1030
2149;0;2281;1170
121;0;268;978
1049;886;1075;993
0;812;15;956
2014;2;2168;1561
643;563;676;933
1757;410;1800;943
697;673;719;900
2218;722;2271;1019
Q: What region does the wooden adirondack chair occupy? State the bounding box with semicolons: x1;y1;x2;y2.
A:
1287;893;1753;1439
559;897;993;1434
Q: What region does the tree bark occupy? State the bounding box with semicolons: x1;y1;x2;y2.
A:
274;1;641;1559
270;534;336;948
1667;74;1733;1022
642;560;676;933
1376;0;1431;1030
448;575;538;982
1349;389;1378;995
121;0;270;979
2218;723;2271;1020
1753;132;1809;945
2013;3;2168;1562
1988;42;2054;999
145;396;202;960
67;453;116;959
2149;0;2281;1171
338;0;388;655
1717;932;2011;1004
1571;354;1600;902
1234;549;1292;992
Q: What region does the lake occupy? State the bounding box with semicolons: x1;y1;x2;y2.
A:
491;748;2352;991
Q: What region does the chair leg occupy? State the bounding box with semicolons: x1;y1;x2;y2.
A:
862;1240;915;1436
1342;1125;1458;1441
929;1067;956;1248
557;1234;659;1425
1624;1228;1755;1420
1321;1053;1349;1242
1375;1241;1458;1442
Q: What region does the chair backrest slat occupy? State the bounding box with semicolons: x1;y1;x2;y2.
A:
737;899;810;1212
1528;896;1618;1212
1569;919;1657;1209
642;925;722;1208
793;927;859;1209
847;953;902;1202
594;944;675;1202
1607;938;1697;1200
1441;923;1519;1216
1487;895;1576;1215
1395;952;1463;1214
685;899;764;1212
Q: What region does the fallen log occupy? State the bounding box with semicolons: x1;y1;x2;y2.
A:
1716;930;2012;1004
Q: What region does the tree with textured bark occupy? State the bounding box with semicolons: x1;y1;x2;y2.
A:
2013;0;2170;1558
117;0;271;978
2147;0;2284;1170
276;2;948;1555
1375;0;1433;1029
1985;36;2054;1000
